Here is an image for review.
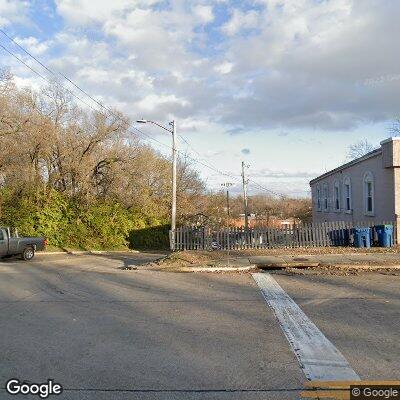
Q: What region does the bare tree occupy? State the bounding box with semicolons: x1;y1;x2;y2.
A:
347;139;376;160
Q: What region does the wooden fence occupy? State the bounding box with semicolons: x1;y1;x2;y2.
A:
170;220;396;251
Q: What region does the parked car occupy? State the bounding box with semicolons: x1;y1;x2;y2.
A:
211;240;221;250
0;227;47;260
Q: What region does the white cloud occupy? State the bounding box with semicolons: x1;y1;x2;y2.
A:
0;0;29;27
7;0;400;135
54;0;147;25
214;61;233;74
193;5;214;24
15;36;51;56
8;0;399;196
135;94;189;113
221;9;260;36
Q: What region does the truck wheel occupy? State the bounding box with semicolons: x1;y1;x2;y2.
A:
22;247;35;261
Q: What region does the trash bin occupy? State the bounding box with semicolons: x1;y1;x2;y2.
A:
329;229;350;246
353;227;371;248
374;224;393;247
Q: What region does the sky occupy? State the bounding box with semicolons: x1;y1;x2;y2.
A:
0;0;399;197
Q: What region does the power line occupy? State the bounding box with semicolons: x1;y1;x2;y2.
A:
0;42;48;81
0;33;244;186
0;29;290;197
0;30;191;152
0;38;170;149
0;37;240;184
177;134;286;197
0;42;112;114
1;28;115;113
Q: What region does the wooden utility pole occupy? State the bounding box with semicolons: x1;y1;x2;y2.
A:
241;161;249;231
221;182;233;266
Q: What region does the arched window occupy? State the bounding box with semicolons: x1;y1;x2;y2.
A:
333;180;340;211
363;172;374;215
322;183;329;211
343;176;352;213
316;184;321;211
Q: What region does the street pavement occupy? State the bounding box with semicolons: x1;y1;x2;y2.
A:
271;269;400;380
0;253;302;399
0;253;398;399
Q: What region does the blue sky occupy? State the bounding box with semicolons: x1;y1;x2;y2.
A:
1;0;399;197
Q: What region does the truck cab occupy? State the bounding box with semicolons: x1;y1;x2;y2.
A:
0;227;47;260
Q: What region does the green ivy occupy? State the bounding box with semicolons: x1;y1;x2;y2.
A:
0;189;170;250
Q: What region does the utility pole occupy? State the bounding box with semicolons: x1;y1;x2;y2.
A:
136;118;177;250
241;161;249;231
221;182;233;266
171;120;177;238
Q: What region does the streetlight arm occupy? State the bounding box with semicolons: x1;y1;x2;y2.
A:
136;118;176;251
146;120;173;133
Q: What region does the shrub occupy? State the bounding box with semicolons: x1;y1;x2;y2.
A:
0;189;170;250
128;224;170;250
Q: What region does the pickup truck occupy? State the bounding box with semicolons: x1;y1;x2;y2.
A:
0;227;47;260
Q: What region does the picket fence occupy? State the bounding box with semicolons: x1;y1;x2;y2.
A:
169;220;396;251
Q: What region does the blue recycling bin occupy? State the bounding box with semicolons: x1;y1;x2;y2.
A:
374;224;393;247
353;227;371;248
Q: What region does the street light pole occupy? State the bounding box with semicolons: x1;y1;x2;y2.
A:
171;120;177;236
136;118;177;250
221;182;233;266
241;161;249;231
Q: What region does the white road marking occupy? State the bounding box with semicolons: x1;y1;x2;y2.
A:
252;272;360;381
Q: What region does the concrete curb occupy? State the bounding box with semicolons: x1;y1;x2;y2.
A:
188;265;257;272
144;265;258;273
257;262;320;269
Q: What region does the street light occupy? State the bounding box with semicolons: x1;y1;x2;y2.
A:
241;161;250;232
136;118;177;250
221;182;233;222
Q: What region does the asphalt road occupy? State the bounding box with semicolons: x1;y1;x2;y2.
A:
0;253;303;399
272;270;400;380
0;253;398;399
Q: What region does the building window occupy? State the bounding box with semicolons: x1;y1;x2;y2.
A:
316;185;321;211
343;176;352;213
363;172;374;215
323;183;329;211
333;180;340;211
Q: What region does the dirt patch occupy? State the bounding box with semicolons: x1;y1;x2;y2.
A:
281;265;400;276
147;251;219;270
162;247;400;259
218;246;400;256
141;250;400;274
